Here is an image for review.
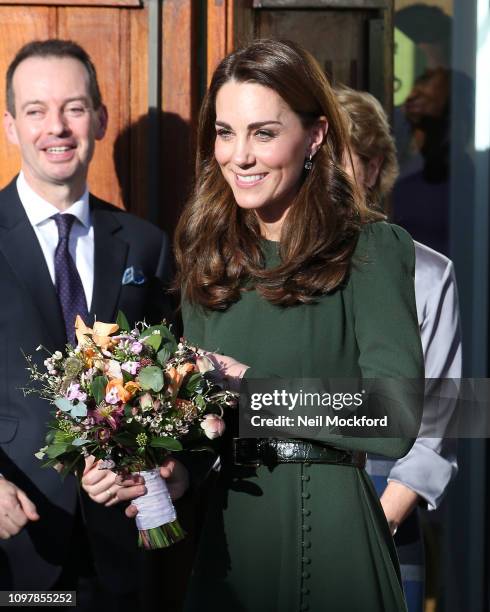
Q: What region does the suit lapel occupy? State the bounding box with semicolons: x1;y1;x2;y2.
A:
90;196;128;323
0;179;66;349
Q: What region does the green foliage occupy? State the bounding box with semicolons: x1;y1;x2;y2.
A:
72;438;89;446
157;346;171;366
150;436;183;451
113;432;137;447
183;373;206;396
137;366;164;392
116;310;131;332
143;333;162;351
91;376;108;404
45;443;69;459
140;325;177;354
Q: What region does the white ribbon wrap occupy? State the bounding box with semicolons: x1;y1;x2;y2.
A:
131;468;176;530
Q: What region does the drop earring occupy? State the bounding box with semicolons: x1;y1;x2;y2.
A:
304;153;313;171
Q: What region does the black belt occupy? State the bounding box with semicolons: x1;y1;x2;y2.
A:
233;438;366;469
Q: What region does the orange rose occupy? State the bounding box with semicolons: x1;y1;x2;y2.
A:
75;316;119;349
82;347;97;368
167;363;196;397
124;381;142;399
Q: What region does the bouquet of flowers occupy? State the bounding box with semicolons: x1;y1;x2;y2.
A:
24;312;236;549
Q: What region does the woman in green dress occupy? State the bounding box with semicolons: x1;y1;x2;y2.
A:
175;39;424;612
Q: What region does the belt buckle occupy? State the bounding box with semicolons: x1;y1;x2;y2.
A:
233;438;261;467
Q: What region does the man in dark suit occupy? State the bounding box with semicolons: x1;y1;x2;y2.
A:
0;39;173;610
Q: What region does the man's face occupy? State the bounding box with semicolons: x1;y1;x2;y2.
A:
404;67;449;126
3;56;107;195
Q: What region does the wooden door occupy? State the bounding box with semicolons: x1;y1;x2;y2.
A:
0;0;199;232
207;0;393;111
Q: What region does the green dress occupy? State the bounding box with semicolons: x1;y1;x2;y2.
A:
182;222;424;612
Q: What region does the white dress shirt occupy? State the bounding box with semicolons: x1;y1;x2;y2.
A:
16;172;94;309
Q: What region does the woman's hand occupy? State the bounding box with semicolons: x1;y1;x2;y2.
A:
81;456;120;507
117;458;190;519
380;481;420;536
199;351;249;392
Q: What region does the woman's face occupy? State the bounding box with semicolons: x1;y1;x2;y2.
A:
214;80;324;227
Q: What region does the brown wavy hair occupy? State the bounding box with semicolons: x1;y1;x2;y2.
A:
175;39;383;309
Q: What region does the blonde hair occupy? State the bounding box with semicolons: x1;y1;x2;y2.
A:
335;85;399;207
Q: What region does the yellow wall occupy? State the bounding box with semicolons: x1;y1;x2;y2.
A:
395;0;453;17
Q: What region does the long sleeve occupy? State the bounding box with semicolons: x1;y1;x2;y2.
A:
387;243;461;508
346;223;425;458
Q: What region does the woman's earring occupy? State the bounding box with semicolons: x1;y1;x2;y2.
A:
304;153;313;171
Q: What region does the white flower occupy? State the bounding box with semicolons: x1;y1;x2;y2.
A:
104;359;122;380
196;355;215;374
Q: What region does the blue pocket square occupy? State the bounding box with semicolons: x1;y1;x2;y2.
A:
122;266;146;286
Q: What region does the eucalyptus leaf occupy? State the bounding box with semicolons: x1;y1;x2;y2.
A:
137;366;164;392
116;310;131;332
70;402;87;418
91;376;108;404
150;437;183;451
54;398;73;413
72;438;89;447
157;347;171;366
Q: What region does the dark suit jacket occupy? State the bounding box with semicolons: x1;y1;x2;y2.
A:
0;178;174;591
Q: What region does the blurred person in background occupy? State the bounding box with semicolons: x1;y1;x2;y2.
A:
336;85;461;612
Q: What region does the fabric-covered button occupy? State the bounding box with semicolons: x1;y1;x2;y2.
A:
302;571;310;579
301;587;310;595
302;556;311;564
301;492;311;499
302;509;311;516
301;474;311;481
302;525;311;532
303;541;311;549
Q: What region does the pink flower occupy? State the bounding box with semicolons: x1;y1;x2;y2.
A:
121;361;140;375
105;387;120;405
139;393;153;411
200;414;226;440
93;404;124;430
66;383;87;402
131;341;143;354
